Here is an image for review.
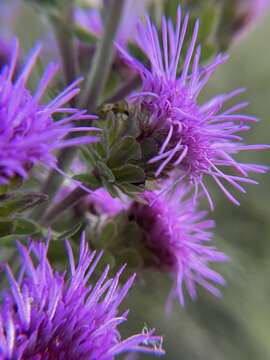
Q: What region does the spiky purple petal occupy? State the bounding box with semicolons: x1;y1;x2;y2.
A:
0;39;99;184
0;234;164;359
128;185;229;306
118;6;269;207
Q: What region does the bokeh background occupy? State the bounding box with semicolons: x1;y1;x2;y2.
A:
1;1;270;359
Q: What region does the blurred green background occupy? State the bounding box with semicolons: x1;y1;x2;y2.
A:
1;1;270;359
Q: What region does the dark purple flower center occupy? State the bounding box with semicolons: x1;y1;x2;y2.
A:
128;192;177;271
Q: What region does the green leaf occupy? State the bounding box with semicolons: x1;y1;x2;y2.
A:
96;140;109;160
101;178;118;197
96;161;115;182
73;174;101;189
107;136;142;169
13;218;41;235
114;164;145;184
74;24;98;44
81;146;100;168
0;220;14;237
0;192;48;217
0;218;41;239
58;222;85;241
117;182;144;195
116;248;144;269
98;221;118;248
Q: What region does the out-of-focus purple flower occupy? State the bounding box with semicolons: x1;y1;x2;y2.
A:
249;0;269;17
0;234;165;359
118;7;269;208
76;0;151;48
128;185;229;306
235;0;269;38
0;39;99;185
76;6;103;38
86;188;128;216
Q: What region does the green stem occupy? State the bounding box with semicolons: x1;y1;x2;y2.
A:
42;187;86;226
32;147;76;221
35;0;125;222
79;0;126;111
52;1;78;89
32;2;78;221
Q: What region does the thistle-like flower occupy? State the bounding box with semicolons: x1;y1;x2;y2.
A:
118;7;269;208
0;234;164;359
128;185;229;306
0;39;98;185
76;0;150;48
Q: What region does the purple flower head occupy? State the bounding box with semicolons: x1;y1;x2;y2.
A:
76;0;150;48
0;234;165;359
128;185;229;306
118;7;269;208
0;39;99;185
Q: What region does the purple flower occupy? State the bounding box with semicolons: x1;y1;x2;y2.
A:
76;0;150;48
236;0;269;36
0;234;165;359
118;7;269;208
85;188;128;216
128;185;229;306
0;39;98;185
246;0;269;17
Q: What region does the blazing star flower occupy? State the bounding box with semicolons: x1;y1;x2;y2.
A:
118;7;269;208
0;39;98;185
0;234;165;359
128;185;229;306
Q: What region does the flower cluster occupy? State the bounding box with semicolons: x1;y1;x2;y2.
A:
128;186;229;306
0;234;164;359
0;1;268;357
83;186;229;306
0;39;98;185
118;6;269;208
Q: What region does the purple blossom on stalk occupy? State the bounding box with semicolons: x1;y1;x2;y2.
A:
0;234;164;359
0;39;99;185
128;185;229;306
236;0;269;37
118;7;269;208
76;0;151;48
247;0;269;17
